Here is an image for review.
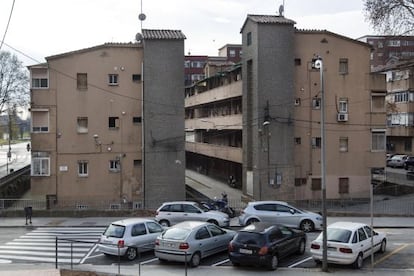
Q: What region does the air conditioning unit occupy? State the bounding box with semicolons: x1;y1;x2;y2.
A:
337;113;348;122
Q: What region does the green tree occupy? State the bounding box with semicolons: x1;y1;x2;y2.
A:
0;51;29;114
363;0;414;35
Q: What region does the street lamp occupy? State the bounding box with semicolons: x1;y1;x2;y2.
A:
313;56;328;272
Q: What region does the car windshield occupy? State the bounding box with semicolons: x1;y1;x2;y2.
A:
194;202;209;212
326;228;352;243
103;224;125;238
235;232;266;246
162;227;191;240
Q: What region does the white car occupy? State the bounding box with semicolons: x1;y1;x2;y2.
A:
238;201;322;232
310;221;387;269
155;221;236;267
155;201;230;228
98;218;164;260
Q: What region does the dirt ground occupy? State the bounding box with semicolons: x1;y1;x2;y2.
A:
60;270;105;276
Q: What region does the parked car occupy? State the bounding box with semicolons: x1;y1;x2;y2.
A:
386;154;408;168
155;201;230;228
154;221;236;267
404;156;414;171
98;218;164;260
238;201;322;232
310;221;387;269
228;222;306;270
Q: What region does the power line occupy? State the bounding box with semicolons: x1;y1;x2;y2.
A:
0;0;16;51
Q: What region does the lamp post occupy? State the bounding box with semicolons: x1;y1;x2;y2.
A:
314;56;328;272
6;112;12;174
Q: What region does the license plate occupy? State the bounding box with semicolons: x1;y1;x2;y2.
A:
327;247;337;252
239;248;252;254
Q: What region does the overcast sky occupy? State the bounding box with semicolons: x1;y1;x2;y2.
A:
0;0;374;66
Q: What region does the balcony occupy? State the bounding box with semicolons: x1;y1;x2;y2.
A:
185;114;242;130
185;141;242;163
387;126;414;137
185;81;242;108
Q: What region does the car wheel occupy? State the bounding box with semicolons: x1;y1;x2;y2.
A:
246;218;259;225
125;247;137;261
353;253;363;269
207;219;219;226
300;219;314;232
159;220;170;227
297;239;306;255
267;255;278;270
379;239;387;253
190;252;201;267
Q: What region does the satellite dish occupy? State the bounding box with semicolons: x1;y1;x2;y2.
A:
279;5;284;16
138;13;146;21
135;33;143;42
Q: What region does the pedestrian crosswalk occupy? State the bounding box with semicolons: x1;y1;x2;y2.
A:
0;227;105;264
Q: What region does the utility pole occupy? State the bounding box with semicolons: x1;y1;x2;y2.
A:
313;56;328;272
6;112;12;174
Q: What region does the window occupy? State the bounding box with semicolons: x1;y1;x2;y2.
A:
338;177;349;194
294;58;301;66
405;139;412;151
133;117;142;124
131;223;147;236
339;58;348;74
31;67;49;89
77;117;88;133
183;204;200;213
294;98;301;106
134;159;142;166
147;222;163;233
109;117;119;129
294;137;301;145
31;152;50;176
207;224;225;236
229;49;236;57
311;178;321;191
312;137;321;148
78;161;88;177
247;32;252;46
31;110;49;132
132;74;142;82
295;178;307;186
372;130;386;151
387;40;401;47
77;73;87;89
312;98;321;109
109;160;120;172
339;99;348;113
363;226;373;238
32;78;48;88
195;227;211;240
358;227;368;241
108;74;118;85
339;137;348;152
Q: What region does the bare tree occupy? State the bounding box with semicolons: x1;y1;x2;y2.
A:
0;51;29;114
363;0;414;35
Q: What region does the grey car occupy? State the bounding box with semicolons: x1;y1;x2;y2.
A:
155;201;230;228
98;218;164;260
155;221;236;267
238;201;323;232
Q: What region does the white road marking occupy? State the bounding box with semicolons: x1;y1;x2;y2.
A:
212;258;230;266
80;243;98;264
140;258;159;265
288;256;313;268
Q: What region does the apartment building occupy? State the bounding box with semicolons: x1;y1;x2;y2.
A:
358;35;414;71
380;59;414;154
29;30;186;209
184;15;387;201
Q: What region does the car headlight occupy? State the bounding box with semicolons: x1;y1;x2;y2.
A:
316;216;323;221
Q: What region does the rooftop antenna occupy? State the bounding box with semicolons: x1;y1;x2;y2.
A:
278;0;285;17
138;0;146;32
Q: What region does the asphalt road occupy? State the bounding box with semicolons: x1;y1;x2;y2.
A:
1;227;413;271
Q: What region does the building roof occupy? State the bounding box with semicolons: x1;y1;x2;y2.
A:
46;42;141;61
240;14;296;33
142;29;186;40
296;29;372;49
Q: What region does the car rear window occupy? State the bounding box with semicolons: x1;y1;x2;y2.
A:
103;224;125;238
326;228;352;243
162;228;191;240
235;232;266;246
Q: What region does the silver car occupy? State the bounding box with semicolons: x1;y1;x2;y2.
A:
155;201;230;227
98;218;164;260
154;221;236;267
238;201;323;232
